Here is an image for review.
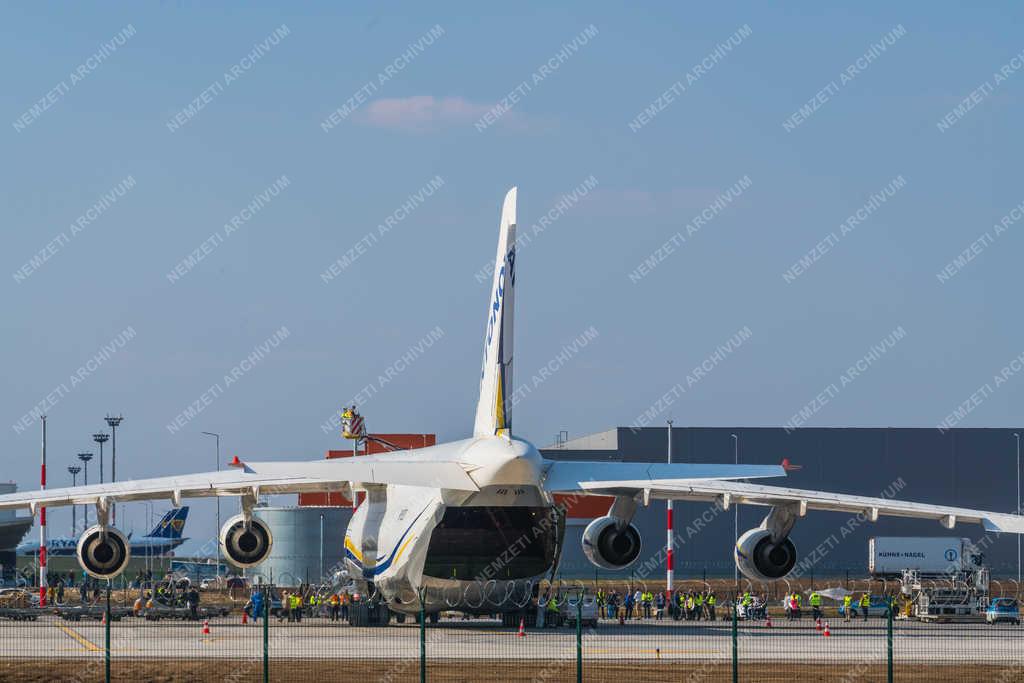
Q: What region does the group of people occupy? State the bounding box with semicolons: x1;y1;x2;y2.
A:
242;586;360;623
595;589;719;621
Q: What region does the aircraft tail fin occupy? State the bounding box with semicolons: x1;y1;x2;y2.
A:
144;507;189;539
474;187;517;438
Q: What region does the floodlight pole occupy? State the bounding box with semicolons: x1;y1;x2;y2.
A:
666;420;674;601
731;433;739;588
39;416;47;607
202;432;222;575
68;466;82;534
105;415;123;525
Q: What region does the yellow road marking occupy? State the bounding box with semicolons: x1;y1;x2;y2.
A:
57;624;101;652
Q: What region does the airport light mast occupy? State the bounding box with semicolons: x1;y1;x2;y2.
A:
201;431;222;575
92;432;109;484
731;433;739;589
67;465;81;534
105;415;123;525
666;420;674;605
39;416;47;608
77;453;93;527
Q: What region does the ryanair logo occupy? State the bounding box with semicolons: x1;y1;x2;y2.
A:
171;519;185;533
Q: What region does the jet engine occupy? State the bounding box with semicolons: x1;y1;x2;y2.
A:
220;514;273;568
77;526;131;579
582;516;642;570
735;528;797;581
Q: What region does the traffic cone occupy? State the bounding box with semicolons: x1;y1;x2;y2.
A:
241;610;248;625
823;621;831;637
765;614;772;628
202;619;210;635
516;617;526;638
815;617;822;631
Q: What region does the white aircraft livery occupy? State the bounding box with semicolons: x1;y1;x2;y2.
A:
3;187;1024;617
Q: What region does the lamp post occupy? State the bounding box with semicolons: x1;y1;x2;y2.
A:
731;433;739;588
67;466;81;534
202;432;222;576
1015;432;1021;585
92;433;109;484
105;415;123;525
666;420;674;603
77;453;93;527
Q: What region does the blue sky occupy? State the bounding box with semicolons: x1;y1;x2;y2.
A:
2;3;1023;552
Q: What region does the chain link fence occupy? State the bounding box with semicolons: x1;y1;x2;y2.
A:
1;578;1022;682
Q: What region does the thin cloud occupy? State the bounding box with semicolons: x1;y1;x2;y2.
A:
356;95;512;131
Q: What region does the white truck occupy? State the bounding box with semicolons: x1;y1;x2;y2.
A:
868;537;984;576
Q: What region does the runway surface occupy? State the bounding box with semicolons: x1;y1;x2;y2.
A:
2;615;1022;663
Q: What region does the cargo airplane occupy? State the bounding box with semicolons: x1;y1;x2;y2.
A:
2;188;1023;619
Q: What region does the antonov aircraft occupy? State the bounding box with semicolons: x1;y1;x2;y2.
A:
2;188;1023;618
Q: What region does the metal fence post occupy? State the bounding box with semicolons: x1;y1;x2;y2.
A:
263;589;270;683
576;592;583;683
105;583;111;683
731;600;738;683
887;599;894;683
419;588;426;683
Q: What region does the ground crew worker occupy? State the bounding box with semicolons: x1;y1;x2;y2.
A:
642;590;652;618
860;593;871;621
843;594;853;622
596;589;605;613
685;594;695;621
329;593;340;622
707;593;717;621
307;593;318;618
810;591;822;621
694;592;704;621
294;593;304;622
546;594;559;627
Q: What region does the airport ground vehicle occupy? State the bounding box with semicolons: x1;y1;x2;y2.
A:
564;594;599;628
985;598;1020;625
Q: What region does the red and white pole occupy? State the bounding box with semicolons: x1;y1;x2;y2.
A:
39;415;47;608
666;420;674;601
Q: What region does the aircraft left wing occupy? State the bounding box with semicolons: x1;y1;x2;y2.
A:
0;457;479;512
545;461;1024;534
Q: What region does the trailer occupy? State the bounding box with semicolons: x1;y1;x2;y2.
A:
869;537;983;576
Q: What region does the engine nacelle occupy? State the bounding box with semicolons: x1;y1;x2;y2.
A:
582;516;642;570
77;526;131;579
220;514;273;568
735;528;797;581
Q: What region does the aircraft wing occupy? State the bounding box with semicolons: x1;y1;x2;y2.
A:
0;457;479;512
545;461;1024;534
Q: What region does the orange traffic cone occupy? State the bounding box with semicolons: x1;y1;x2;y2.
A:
241;610;248;625
202;619;210;635
815;617;822;631
765;614;772;628
516;617;526;638
823;621;831;637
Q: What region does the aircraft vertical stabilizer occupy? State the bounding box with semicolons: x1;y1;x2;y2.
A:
474;187;517;438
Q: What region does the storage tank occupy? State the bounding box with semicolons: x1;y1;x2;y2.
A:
248;506;352;586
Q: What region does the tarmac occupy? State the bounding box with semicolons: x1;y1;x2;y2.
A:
1;614;1022;663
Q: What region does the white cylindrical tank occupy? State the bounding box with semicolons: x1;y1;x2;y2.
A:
248;506;352;586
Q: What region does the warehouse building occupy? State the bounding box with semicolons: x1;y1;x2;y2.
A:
543;427;1023;578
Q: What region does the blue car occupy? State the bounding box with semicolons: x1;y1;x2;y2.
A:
986;598;1020;625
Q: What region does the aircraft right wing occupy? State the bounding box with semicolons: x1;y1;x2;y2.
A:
544;460;1024;534
0;456;479;512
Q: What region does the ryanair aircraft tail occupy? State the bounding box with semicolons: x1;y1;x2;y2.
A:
144;507;189;539
474;187;517;438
